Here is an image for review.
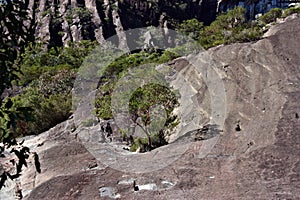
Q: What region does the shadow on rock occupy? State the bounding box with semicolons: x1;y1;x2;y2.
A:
172;124;222;144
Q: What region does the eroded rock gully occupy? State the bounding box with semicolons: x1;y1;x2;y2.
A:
1;16;300;199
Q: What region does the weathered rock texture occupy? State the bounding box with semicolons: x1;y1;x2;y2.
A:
27;0;211;47
0;16;299;199
26;0;297;48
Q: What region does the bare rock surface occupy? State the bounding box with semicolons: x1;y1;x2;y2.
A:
1;17;300;199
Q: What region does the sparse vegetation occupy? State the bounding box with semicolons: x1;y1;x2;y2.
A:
259;8;282;25
178;7;260;49
65;7;92;25
282;6;300;18
177;6;297;49
16;40;97;86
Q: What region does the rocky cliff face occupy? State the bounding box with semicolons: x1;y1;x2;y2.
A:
26;0;296;48
27;0;217;47
1;15;299;199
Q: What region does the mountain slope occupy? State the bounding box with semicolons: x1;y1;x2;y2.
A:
0;15;299;199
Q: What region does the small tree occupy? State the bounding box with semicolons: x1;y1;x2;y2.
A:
129;83;178;151
177;19;204;41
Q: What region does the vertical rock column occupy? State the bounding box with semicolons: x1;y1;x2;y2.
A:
111;1;129;52
69;0;83;43
35;0;51;45
59;0;72;46
86;0;106;44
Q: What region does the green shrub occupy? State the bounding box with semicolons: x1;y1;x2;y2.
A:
0;98;34;139
16;40;97;86
95;95;113;119
65;7;91;24
259;8;282;24
178;19;204;41
94;50;180;151
177;6;294;49
196;7;249;48
41;9;50;17
129;83;179;127
129;139;140;152
130;137;148;152
95;50;179;120
129;131;168;152
10;91;72;136
282;6;300;18
158;50;179;63
1;68;75;136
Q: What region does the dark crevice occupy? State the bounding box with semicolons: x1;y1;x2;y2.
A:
77;0;85;7
49;2;63;48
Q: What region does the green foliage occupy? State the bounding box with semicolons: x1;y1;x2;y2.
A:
0;98;33;139
61;40;98;67
0;0;31;141
101;51;167;78
282;6;300;18
0;3;42;183
198;7;250;48
36;69;76;97
16;40;97;86
3;69;75;136
129;83;179;127
158;50;179;63
0;0;28;98
129;137;150;152
96;95;113;119
0;39;93;137
95;50;179;152
177;6;292;49
41;9;50;18
177;19;204;41
95;50;179;120
130;138;145;152
65;7;92;24
177;7;251;49
259;8;282;24
129;131;168;152
177;6;298;49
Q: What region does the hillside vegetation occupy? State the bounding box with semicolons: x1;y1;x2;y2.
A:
178;6;300;49
1;6;299;142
